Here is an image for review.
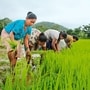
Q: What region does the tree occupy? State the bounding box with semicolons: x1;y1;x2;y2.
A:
0;18;12;35
82;24;90;38
74;27;81;36
67;29;73;35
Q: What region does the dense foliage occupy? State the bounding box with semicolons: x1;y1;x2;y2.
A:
0;18;12;34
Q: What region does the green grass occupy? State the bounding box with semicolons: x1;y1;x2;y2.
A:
1;39;90;90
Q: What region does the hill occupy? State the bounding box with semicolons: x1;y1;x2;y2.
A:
0;18;12;34
33;21;68;32
0;18;12;26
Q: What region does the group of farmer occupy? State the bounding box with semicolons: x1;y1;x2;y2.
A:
1;12;78;68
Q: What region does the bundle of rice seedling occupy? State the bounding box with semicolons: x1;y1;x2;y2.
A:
7;40;18;50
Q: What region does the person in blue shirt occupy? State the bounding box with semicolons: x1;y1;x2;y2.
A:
1;11;37;68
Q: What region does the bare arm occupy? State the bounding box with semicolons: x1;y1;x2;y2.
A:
51;38;57;51
66;40;72;48
67;42;71;48
56;43;60;51
24;34;30;51
9;32;15;41
24;34;31;64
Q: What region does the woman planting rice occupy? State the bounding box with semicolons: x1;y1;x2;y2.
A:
1;12;37;68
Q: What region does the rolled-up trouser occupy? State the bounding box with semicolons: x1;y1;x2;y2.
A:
1;29;21;58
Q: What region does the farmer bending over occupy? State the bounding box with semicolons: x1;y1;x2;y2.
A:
65;35;79;48
1;12;37;68
29;28;47;50
44;29;67;51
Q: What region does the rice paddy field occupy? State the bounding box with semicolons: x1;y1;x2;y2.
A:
0;39;90;90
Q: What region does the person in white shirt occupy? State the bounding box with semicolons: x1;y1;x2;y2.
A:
44;29;67;51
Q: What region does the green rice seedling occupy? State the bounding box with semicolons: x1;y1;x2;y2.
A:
2;39;90;90
7;40;18;50
4;74;13;90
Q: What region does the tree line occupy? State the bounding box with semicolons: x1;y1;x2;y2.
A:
67;25;90;38
0;18;90;39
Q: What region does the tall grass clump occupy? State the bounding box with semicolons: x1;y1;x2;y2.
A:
2;39;90;90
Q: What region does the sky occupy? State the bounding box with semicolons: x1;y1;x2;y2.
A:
0;0;90;29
